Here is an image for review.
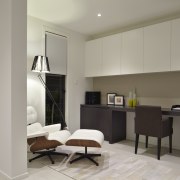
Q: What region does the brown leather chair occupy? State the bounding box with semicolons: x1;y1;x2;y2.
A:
134;105;173;160
27;106;71;164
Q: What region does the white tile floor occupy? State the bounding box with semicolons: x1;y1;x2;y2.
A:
25;140;180;180
24;166;72;180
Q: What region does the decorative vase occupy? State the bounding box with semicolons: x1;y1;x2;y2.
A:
128;91;133;107
132;91;137;107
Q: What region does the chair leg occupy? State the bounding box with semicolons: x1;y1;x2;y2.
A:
135;134;139;154
69;146;101;166
29;149;69;164
169;135;172;153
145;136;148;148
29;153;46;162
157;138;161;160
47;154;54;164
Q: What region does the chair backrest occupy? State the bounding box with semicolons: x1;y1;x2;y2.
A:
27;106;37;125
27;106;43;135
27;122;43;135
135;105;162;137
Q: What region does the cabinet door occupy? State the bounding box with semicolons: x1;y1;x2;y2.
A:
80;106;97;129
121;28;143;74
144;21;171;73
80;106;109;140
85;39;102;77
102;34;122;76
171;18;180;71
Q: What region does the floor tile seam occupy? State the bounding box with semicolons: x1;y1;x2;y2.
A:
47;162;76;180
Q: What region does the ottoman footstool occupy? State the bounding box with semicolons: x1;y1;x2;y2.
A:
65;129;104;166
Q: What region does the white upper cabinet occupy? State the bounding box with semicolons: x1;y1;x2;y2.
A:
144;21;171;73
171;18;180;71
121;28;143;74
102;34;122;76
84;18;180;77
85;39;102;77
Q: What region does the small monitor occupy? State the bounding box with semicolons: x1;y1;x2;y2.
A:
85;91;101;105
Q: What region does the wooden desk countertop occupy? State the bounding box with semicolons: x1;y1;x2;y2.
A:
81;104;180;116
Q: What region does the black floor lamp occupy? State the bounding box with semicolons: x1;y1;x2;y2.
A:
31;55;67;130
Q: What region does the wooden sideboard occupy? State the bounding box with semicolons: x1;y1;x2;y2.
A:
80;105;126;143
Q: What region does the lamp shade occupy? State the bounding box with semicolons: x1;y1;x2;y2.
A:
31;55;50;73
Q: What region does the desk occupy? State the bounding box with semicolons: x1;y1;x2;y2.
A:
80;105;180;144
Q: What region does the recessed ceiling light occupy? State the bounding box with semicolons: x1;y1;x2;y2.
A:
97;13;101;17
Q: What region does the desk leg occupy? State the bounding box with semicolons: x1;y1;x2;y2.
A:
109;111;126;144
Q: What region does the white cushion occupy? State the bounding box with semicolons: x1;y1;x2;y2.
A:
27;122;42;135
27;106;37;125
48;130;71;144
67;129;104;146
27;123;71;145
42;124;61;133
27;105;71;145
27;131;49;139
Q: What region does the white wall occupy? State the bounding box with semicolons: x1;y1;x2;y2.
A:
0;1;11;177
27;16;93;131
66;32;93;132
27;17;45;126
0;0;27;179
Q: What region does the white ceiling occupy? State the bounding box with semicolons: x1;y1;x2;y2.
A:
28;0;180;37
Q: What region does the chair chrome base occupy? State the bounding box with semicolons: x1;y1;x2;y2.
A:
70;146;101;166
29;149;69;164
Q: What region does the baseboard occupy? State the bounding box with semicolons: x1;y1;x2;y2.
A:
12;172;28;180
0;169;11;180
0;170;28;180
